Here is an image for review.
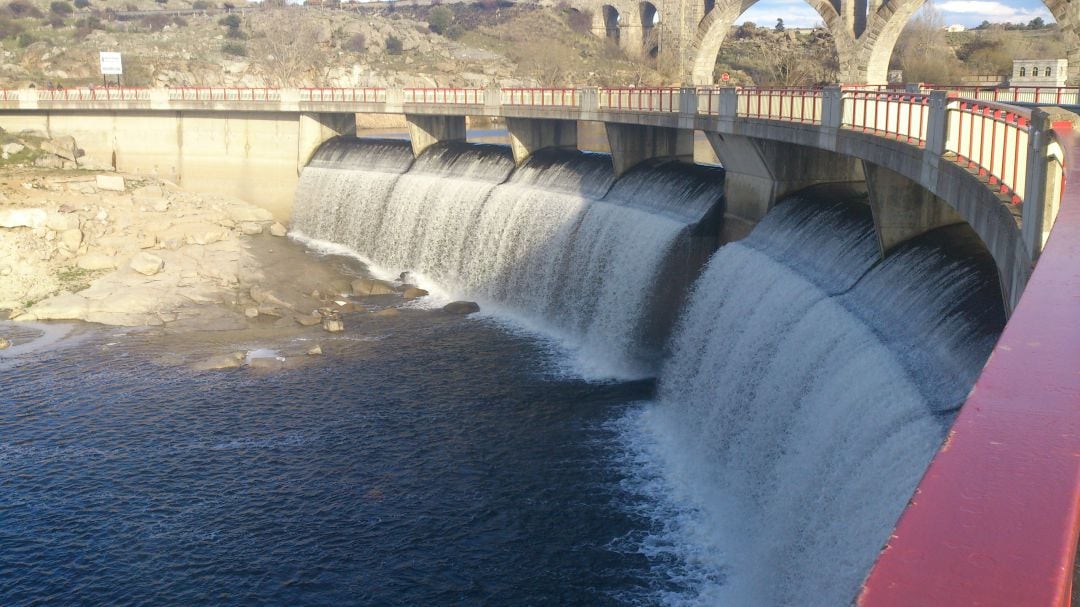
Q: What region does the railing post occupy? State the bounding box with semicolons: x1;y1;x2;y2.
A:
718;87;738;119
484;86;501;116
822;86;842;130
385;88;403;114
1022;109;1051;261
580;87;599;121
678;87;696;129
924;90;949;157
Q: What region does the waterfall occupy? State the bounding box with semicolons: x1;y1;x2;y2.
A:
620;195;1005;606
292;138;724;380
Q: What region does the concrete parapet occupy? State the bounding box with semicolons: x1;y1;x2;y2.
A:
506;118;577;165
405;114;466;157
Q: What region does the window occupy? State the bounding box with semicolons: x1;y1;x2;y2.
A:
1020;67;1026;77
1032;67;1040;77
1046;66;1052;76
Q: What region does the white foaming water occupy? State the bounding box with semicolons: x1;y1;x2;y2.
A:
615;199;1004;606
292;140;722;381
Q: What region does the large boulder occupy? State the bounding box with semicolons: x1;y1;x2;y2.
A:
225;205;275;223
76;253;116;271
443;301;480;315
351;277;397;296
95;174;125;191
40;136;79;162
192;351;245;371
129;252;165;276
402;287;428;300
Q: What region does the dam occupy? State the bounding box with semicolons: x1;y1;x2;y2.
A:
0;85;1077;606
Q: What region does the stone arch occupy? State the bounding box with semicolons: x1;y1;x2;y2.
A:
640;1;659;56
687;0;846;84
597;4;621;42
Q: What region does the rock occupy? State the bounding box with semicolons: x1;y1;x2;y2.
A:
443;301;480;315
0;208;47;229
138;233;157;249
95;174;125;191
76;253;115;271
402;287;429;300
244;306;260;318
45;211;79;232
192;351;245;371
1;142;24;156
239;222;264;235
20;293;87;320
41;136;79;162
225;205;274;223
373;308;400;318
248;356;285;371
322;317;345;332
306;344;322;356
59;228;83;252
249;285;296;311
296;314;323;327
0;337;10;349
130;252;165;276
351;277;397;297
269;222;287;237
159;222;230;246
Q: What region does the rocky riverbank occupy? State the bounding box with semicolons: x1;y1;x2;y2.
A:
0;165;466;370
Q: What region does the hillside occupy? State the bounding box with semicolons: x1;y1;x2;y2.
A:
0;0;670;89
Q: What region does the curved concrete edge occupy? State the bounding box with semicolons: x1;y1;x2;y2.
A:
857;124;1080;607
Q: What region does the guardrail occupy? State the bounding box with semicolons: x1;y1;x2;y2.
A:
844;90;930;147
403;88;483;105
925;85;1080;105
169;87;280;102
300;87;385;103
599;87;680;112
737;87;823;123
502;88;578;107
946;99;1030;203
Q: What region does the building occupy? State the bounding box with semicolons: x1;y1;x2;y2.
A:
1011;59;1069;87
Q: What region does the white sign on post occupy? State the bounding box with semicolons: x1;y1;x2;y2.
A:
99;52;123;76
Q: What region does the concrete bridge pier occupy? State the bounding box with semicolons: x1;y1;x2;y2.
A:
298;112;356;173
605;123;692;177
705;132;865;223
506;118;578;165
406;114;466;157
864;162;964;255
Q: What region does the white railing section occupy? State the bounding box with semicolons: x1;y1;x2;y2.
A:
843;90;930;146
402;88;483;105
946;99;1031;203
502;88;579;107
598;87;680;112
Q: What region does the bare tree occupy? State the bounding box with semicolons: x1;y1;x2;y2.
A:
250;9;327;86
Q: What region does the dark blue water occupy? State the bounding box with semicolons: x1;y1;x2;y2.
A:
0;314;665;606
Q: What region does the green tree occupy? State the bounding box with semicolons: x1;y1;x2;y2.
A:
386;34;403;54
428;6;453;35
1027;17;1045;30
775;18;784;32
49;1;73;15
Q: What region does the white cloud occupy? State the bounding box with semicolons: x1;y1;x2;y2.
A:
935;0;1053;25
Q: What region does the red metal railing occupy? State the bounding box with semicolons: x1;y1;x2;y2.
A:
946;98;1030;203
842;90;930;146
599;87;680;112
501;88;578;107
737;87;823;123
168;87;280;101
32;87;151;101
924;85;1079;105
300;87;385;103
402;88;483;105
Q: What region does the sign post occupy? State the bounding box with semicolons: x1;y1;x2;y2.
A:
99;51;122;87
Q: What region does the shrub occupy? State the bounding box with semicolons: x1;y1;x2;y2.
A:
344;32;365;52
16;31;34;46
566;8;590;34
385;34;402;54
141;13;171;31
0;15;23;37
445;23;463;39
171;15;186;27
47;14;65;27
427;5;452;34
7;0;43;18
74;0;89;7
192;0;212;8
218;13;240;28
225;26;243;38
221;41;246;56
49;1;73;15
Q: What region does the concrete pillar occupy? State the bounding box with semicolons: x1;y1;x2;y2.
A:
406;114;466;157
706;132;865;221
864;162;964;256
506;118;577;165
605;123;693;177
297;112;356;173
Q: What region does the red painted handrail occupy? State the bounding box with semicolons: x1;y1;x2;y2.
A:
859;122;1080;607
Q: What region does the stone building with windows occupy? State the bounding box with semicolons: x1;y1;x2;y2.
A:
1011;59;1069;87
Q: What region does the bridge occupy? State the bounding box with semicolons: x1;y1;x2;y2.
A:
0;84;1076;605
564;0;1080;86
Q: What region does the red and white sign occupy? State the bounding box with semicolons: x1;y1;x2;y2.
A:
720;72;731;82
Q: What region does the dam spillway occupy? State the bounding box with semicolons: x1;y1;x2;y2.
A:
292;141;1006;604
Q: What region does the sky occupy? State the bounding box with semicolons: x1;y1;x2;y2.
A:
737;0;1054;29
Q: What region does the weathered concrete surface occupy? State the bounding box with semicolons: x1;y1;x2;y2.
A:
406;114;466;157
706;132;864;222
864;162;965;255
605;123;692;177
506;118;577;165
